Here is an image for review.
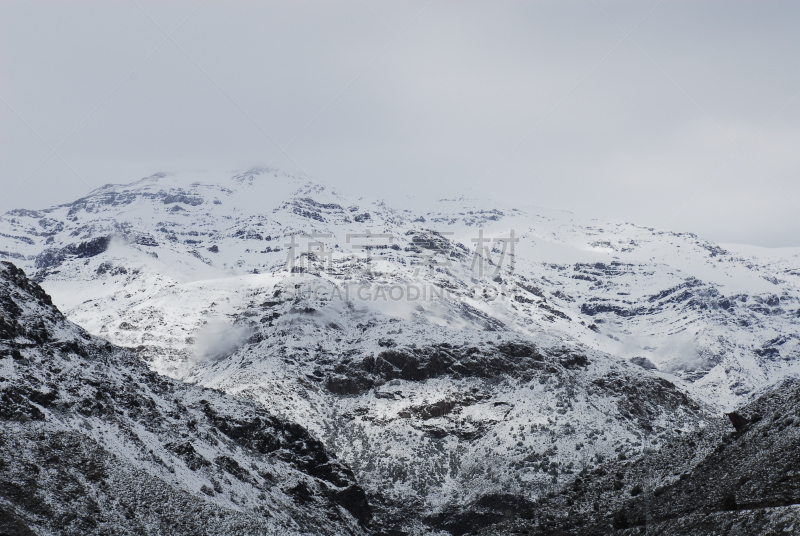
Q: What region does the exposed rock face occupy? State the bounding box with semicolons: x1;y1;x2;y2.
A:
0;262;370;535
324;340;584;395
34;235;112;275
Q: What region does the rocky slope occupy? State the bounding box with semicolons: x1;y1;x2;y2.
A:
178;281;724;531
0;261;371;535
1;169;799;533
481;377;800;535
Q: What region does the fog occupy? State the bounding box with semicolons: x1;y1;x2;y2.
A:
192;318;253;363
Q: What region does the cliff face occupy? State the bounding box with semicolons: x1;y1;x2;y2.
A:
0;261;370;536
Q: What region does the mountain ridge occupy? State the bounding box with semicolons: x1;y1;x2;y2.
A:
2;169;799;533
2;169;798;406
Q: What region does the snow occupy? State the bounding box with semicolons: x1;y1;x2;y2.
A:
2;168;798;521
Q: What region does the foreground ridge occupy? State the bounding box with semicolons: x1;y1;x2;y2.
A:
482;376;800;535
0;261;371;535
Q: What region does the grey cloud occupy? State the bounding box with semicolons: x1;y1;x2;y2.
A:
1;0;798;246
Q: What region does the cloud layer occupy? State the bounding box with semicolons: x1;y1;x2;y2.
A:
2;1;798;246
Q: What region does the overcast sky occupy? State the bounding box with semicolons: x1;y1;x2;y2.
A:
2;1;799;246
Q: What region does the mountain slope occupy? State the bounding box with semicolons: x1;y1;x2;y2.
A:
482;376;800;535
1;170;798;407
177;280;724;529
0;261;370;535
2;171;752;533
2;169;798;532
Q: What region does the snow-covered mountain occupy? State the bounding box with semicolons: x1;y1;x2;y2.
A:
3;169;798;404
0;261;370;535
2;169;798;532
